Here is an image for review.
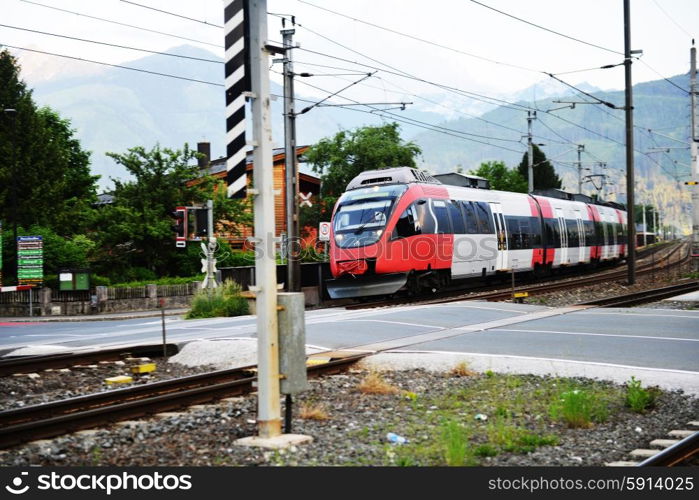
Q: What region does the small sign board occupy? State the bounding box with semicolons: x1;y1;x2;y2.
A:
17;236;43;286
299;192;313;208
318;222;331;242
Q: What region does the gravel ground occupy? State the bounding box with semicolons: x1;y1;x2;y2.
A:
521;263;696;309
0;358;216;411
1;368;696;467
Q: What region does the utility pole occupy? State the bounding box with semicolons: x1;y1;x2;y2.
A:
642;201;647;246
282;26;301;292
249;0;281;439
206;199;216;289
624;0;636;285
690;44;699;271
527;111;536;194
576;144;585;194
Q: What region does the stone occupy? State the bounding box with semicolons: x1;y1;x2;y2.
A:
235;433;313;450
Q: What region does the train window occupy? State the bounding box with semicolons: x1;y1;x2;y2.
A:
566;220;579;247
506;218;522;249
448;201;466;234
415;200;436;234
461;201;478;234
475;202;494;233
530;216;542;247
432;200;451;234
393;205;420;238
545;219;560;247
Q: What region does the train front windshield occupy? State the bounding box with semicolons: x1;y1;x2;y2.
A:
333;184;407;248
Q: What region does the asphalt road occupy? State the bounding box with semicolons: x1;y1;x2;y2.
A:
1;301;697;374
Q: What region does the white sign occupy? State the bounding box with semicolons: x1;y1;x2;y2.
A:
318;222;331;241
299;192;313;207
59;273;73;282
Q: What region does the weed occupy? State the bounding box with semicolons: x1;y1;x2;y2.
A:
450;361;476;377
474;444;498;457
395;455;417;466
403;391;418;401
298;401;331;420
440;419;472;466
357;372;401;395
186;280;248;319
625;376;659;413
485;370;495;378
90;446;103;465
549;388;608;428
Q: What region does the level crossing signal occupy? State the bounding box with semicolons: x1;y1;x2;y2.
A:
172;207;187;248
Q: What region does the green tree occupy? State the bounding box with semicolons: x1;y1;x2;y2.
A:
470;161;527;193
0;50;98;236
517;144;562;191
303;123;421;228
94;144;210;278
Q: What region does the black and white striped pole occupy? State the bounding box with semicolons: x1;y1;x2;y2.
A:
224;0;249;199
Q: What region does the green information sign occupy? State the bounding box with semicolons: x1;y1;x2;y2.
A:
17;236;43;286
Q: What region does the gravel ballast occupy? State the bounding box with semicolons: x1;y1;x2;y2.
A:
1;364;695;467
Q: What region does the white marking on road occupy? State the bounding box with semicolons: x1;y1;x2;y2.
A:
24;334;84;338
345;319;439;329
489;328;699;342
433;304;531;314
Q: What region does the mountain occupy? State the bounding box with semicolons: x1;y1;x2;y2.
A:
25;45;449;187
20;44;693;231
410;73;692;232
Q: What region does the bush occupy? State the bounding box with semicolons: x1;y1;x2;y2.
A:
185;280;249;319
549;389;608;428
625;376;659;413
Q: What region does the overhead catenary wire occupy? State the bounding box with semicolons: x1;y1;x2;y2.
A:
291;78;526;154
468;0;624;56
0;24;222;63
119;0;223;28
651;0;694;40
1;44;223;86
296;0;543;74
19;0;221;48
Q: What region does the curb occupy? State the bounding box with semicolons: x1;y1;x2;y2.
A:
0;309;189;323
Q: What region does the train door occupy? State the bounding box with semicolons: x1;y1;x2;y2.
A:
575;210;585;263
489;202;509;270
555;207;568;264
601;220;609;259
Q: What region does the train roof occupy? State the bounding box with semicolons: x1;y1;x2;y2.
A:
345;167;626;212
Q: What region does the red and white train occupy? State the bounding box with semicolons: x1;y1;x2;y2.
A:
327;167;628;299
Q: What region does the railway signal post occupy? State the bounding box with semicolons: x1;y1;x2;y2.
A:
232;0;311;449
690;45;699;271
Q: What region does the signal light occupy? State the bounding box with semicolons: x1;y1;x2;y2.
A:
172;207;187;248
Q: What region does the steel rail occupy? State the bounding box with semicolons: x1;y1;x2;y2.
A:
0;354;367;449
637;431;699;466
0;344;179;377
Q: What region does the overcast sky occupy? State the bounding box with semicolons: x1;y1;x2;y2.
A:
3;0;698;107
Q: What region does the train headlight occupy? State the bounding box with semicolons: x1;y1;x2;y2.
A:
335;233;344;243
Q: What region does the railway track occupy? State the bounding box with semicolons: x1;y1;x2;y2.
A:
580;281;699;308
346;241;687;310
0;343;179;377
0;353;366;449
637;428;699;467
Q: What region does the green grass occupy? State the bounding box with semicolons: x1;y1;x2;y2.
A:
625;376;660;413
549;387;610;428
440;419;473;466
185;280;249;319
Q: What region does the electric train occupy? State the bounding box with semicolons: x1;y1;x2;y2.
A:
326;167;628;299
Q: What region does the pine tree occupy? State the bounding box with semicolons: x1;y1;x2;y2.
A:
517;144;562;191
